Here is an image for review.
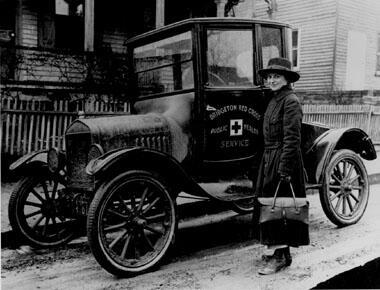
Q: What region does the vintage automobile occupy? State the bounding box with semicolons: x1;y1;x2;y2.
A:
8;18;377;276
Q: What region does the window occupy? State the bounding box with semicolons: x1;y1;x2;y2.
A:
376;33;380;76
55;0;83;49
0;0;15;44
292;29;300;71
207;29;254;87
261;26;283;69
133;31;193;96
38;0;84;50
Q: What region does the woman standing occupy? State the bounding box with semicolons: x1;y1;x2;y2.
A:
256;57;309;275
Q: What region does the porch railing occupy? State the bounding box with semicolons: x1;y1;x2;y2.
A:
1;45;128;92
1;100;379;157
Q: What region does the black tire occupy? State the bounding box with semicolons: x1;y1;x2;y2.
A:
8;170;77;247
87;170;177;276
319;149;369;226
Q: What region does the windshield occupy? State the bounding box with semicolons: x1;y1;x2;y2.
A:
133;31;193;97
207;29;254;87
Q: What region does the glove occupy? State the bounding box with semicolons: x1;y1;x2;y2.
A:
280;174;291;183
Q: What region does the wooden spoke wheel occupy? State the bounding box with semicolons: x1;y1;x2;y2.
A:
320;149;369;226
87;170;177;276
8;169;77;247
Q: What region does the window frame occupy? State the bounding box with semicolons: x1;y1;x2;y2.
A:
205;28;255;88
292;28;301;71
132;30;194;98
38;0;84;50
260;25;285;67
376;32;380;77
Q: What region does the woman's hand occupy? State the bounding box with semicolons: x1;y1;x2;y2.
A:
280;174;291;183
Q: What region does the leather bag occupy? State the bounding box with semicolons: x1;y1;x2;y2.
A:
258;181;309;224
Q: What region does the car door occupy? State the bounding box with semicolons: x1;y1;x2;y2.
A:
201;27;268;166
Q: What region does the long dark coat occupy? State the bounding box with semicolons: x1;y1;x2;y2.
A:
255;85;309;247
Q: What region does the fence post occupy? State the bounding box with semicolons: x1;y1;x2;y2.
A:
367;105;373;134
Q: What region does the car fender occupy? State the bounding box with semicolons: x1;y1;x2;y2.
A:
86;147;199;195
9;150;48;175
304;127;377;184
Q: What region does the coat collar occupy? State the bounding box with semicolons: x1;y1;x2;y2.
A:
273;85;294;102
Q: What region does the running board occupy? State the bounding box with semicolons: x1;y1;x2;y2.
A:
198;180;254;202
306;183;322;190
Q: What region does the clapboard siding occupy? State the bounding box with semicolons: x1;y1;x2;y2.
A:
21;2;38;47
101;31;129;54
13;2;129;84
334;0;380;90
236;0;337;91
19;2;130;54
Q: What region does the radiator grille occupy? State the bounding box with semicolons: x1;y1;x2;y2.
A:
66;133;95;190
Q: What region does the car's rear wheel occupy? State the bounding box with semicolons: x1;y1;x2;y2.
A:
8;169;77;247
87;170;177;276
319;149;369;226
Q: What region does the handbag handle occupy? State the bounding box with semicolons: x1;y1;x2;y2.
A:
271;180;299;213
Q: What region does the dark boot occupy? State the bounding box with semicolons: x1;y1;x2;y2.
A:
258;248;289;275
283;247;292;266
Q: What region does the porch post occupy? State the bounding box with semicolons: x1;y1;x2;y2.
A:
214;0;228;17
156;0;165;28
84;0;95;51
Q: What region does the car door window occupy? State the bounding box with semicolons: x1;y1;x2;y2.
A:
207;29;254;87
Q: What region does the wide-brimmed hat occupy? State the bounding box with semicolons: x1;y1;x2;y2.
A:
258;57;300;83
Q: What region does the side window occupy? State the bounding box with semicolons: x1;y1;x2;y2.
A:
261;26;283;68
133;31;193;96
292;29;300;71
376;32;380;76
207;29;254;87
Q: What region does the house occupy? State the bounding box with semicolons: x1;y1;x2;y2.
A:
0;0;218;101
232;0;380;93
0;0;158;101
1;0;380;101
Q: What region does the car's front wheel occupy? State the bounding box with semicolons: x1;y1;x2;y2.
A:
8;169;77;247
87;170;177;276
320;149;369;226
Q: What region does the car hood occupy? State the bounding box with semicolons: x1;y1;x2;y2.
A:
65;112;189;162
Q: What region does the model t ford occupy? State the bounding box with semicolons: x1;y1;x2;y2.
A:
8;18;377;276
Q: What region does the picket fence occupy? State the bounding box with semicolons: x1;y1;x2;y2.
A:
302;104;380;144
1;99;379;157
1;98;131;156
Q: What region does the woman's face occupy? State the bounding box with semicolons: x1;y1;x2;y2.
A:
266;73;288;91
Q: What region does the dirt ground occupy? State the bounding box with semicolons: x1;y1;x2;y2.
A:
2;185;380;290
